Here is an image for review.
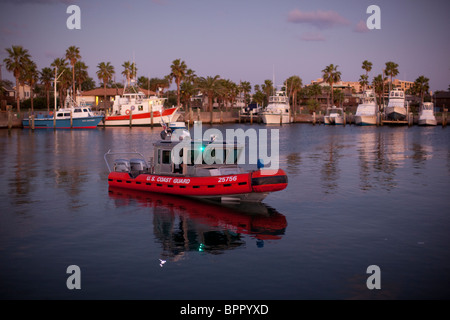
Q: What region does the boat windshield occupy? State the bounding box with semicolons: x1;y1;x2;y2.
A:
422;103;433;111
188;143;242;165
269;96;287;103
391;91;404;98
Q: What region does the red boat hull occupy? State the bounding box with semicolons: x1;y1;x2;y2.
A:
107;169;288;199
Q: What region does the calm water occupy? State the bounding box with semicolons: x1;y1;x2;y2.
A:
1;124;449;300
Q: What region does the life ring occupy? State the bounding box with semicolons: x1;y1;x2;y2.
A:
125;109;130;115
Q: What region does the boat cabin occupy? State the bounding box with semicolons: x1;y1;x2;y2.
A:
389;89;405;99
420;102;434;112
268;91;288;104
151;140;244;177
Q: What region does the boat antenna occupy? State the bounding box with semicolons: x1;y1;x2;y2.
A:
272;64;275;95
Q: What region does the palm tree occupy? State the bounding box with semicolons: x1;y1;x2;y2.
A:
148;77;170;95
65;46;81;96
122;61;132;86
130;62;137;83
23;59;39;115
239;81;252;105
413;75;430;103
218;79;238;109
359;74;369;92
322;64;341;107
3;45;31;113
261;79;273;106
74;61;88;93
384;61;399;91
196;75;221;112
309;83;322;104
59;66;73;104
121;61;137;87
40;67;53;113
180;81;196;113
286;76;302;110
361;60;372;92
169;59;187;107
252;85;265;106
96;62;115;102
372;74;386;109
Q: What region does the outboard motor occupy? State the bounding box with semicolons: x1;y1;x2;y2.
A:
130;158;148;176
113;159;130;173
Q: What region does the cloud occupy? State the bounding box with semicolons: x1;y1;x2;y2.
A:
45;51;61;59
353;20;369;33
287;9;350;29
300;32;325;42
0;27;20;37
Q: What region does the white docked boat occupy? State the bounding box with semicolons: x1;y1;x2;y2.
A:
260;90;291;124
385;88;407;121
324;106;344;125
104;86;179;126
418;102;437;126
355;90;378;126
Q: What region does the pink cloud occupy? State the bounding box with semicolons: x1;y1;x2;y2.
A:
354;20;369;33
300;32;326;42
287;9;350;29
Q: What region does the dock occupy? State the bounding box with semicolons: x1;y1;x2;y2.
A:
1;108;447;129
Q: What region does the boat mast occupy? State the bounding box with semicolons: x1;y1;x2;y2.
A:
53;67;64;111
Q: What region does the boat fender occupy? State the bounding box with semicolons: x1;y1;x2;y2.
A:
257;159;264;169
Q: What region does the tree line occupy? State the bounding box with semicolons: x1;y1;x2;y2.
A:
3;45;432;114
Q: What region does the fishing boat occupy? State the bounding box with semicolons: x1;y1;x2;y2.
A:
355;90;378;126
22;94;103;129
324;106;344;125
104;123;288;202
418;102;437;126
103;86;179;126
260;89;291;124
385;88;407;121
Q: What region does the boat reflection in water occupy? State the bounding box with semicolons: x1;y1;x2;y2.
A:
108;187;287;262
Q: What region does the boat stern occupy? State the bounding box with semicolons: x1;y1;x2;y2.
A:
251;169;288;193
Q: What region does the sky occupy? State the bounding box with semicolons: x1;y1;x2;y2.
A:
1;0;449;92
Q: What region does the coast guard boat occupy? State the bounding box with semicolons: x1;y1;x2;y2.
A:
105;122;288;202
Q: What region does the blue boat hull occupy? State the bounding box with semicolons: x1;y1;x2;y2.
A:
22;116;103;129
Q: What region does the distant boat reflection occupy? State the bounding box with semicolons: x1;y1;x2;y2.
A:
108;187;287;262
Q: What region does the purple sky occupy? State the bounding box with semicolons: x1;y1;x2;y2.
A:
1;0;449;92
